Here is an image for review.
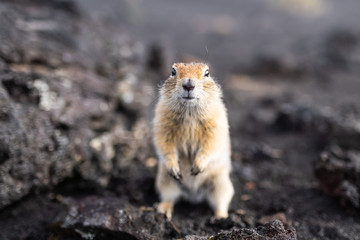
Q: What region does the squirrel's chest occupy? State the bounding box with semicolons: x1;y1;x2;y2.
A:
175;121;202;158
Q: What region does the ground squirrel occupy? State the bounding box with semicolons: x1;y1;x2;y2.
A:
153;62;234;220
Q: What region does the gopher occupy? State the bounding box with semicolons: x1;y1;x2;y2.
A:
153;62;234;220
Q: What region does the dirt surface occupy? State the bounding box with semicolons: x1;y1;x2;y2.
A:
1;0;360;239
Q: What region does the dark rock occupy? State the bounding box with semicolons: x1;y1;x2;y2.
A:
273;103;360;149
273;104;332;133
0;196;66;240
57;196;180;239
147;43;164;72
323;29;358;69
272;103;360;210
308;221;352;240
0;0;81;67
257;212;291;228
0;0;152;209
315;148;360;209
0;67;126;208
241;143;283;162
207;213;247;230
185;220;297;240
184;235;208;240
245;28;359;79
249;55;305;77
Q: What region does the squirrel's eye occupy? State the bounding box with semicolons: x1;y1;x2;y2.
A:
204;69;209;77
171;67;176;76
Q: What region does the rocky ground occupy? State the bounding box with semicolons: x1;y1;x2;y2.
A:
1;0;360;239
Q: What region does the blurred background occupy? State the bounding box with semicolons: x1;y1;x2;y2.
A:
1;0;360;239
79;0;360;75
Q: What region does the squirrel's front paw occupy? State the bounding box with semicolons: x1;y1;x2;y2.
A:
165;159;182;181
191;157;209;175
191;164;205;176
168;166;182;181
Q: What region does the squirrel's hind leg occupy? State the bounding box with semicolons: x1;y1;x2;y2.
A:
156;163;182;220
206;171;234;219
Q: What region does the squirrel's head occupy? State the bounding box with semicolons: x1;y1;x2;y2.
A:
160;62;221;109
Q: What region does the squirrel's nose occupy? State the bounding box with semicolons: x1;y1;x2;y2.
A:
183;79;195;91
